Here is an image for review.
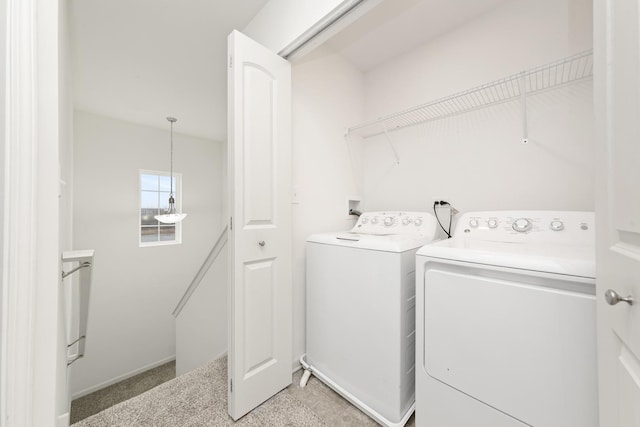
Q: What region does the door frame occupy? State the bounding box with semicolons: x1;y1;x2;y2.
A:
1;0;63;425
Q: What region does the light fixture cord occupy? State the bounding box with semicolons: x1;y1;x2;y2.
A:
170;119;174;196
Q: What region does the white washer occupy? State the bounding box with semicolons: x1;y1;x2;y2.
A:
302;212;439;427
415;211;598;427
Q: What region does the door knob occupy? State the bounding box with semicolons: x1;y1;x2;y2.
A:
604;289;633;306
258;241;265;247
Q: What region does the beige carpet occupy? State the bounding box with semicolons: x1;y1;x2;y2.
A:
71;361;176;423
73;357;327;427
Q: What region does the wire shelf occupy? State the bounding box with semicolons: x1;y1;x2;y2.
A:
346;49;593;139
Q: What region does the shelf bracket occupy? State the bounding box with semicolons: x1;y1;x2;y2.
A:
382;124;400;164
520;73;529;144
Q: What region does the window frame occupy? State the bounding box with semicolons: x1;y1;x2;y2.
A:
139;169;183;247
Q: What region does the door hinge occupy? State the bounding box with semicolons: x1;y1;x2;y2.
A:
230;379;233;392
230;217;233;230
229;56;233;68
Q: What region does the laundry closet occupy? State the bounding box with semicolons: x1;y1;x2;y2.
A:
289;0;594;364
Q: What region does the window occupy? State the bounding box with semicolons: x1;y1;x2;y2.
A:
139;170;182;246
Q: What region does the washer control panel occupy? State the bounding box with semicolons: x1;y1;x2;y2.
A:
458;211;595;244
353;211;436;235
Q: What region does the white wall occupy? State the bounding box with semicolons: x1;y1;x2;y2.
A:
362;0;595;214
291;47;365;362
175;245;227;376
71;111;224;397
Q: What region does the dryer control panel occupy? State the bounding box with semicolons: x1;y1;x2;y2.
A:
353;211;437;236
457;211;594;245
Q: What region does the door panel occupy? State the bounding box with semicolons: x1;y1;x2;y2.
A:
618;344;640;426
611;0;640;236
227;30;292;420
243;258;276;375
242;64;275;226
595;0;640;425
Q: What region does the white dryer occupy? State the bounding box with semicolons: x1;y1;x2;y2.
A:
415;211;597;427
302;211;438;427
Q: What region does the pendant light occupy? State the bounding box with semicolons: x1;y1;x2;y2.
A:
155;117;187;224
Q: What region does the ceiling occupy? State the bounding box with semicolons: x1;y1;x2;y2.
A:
71;0;508;142
70;0;268;141
324;0;509;71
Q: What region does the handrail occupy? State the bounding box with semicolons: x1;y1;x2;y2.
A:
62;249;95;365
62;261;91;279
173;225;228;317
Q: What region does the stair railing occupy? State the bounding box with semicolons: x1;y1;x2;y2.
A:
173;225;228;317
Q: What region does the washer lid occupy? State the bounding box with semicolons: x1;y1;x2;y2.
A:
308;232;438;253
417;238;595;278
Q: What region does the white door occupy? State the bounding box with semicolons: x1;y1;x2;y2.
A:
227;30;292;420
595;1;640;425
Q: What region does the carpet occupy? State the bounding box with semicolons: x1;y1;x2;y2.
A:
71;361;176;424
72;357;327;427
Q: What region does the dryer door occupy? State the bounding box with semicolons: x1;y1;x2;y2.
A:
422;261;597;427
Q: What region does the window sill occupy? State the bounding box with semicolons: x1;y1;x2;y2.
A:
139;240;182;248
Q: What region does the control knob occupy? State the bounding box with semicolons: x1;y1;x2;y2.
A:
512;218;532;233
371;217;378;224
361;217;368;224
550;220;564;231
384;217;394;226
402;217;412;226
469;219;479;228
414;218;423;226
488;219;498;229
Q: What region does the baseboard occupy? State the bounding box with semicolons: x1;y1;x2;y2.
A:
57;412;70;427
292;355;303;374
71;355;176;400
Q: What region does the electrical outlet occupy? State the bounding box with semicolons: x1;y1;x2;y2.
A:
432;197;450;206
432;197;458;215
